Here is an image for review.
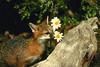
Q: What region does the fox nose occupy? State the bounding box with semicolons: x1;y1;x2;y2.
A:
45;32;50;34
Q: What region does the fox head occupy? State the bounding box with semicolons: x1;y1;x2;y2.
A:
28;18;52;40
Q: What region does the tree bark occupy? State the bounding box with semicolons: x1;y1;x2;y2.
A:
31;17;99;67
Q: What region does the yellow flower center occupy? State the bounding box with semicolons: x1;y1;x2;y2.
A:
56;34;60;38
55;21;59;25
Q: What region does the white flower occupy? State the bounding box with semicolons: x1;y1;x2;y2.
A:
54;31;63;42
51;17;61;31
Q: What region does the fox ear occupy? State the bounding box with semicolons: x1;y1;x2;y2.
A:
29;23;37;32
41;16;49;25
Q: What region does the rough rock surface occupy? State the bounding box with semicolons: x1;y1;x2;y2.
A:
31;17;99;67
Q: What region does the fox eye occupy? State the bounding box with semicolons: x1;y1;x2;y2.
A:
37;27;40;31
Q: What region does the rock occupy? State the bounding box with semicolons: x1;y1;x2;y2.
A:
31;17;99;67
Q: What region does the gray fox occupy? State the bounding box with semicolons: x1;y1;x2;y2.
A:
0;19;51;67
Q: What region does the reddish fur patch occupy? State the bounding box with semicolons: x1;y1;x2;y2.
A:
26;40;43;56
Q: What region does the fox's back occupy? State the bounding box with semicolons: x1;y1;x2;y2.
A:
0;36;28;62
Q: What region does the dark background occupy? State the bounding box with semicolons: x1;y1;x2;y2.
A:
0;0;30;35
